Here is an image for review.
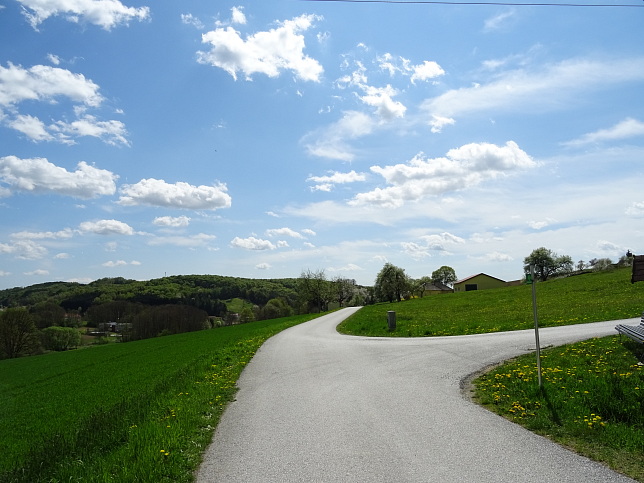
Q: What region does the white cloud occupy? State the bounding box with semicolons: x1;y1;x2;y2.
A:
102;260;128;267
360;84;406;121
256;263;271;270
422;57;644;130
376;54;444;84
54;253;70;259
0;63;102;107
230;236;276;250
47;53;60;65
483;9;516;32
181;13;204;30
25;269;49;276
307;170;366;191
410;60;445;84
0;271;11;277
350;141;535;208
51;115;129;146
402;232;465;259
11;229;74;239
79;219;134;236
17;0;150;30
420;232;465;251
626;201;644;217
0;156;117;198
527;218;557;230
266;227;304;239
197;13;323;82
303;110;376;161
401;242;432;260
301;229;316;237
8;114;53;141
153;215;191;228
118;178;232;211
563;118;644;147
0;240;48;259
0;63;127;145
231;6;246;25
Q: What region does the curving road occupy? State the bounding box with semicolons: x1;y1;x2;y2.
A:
196;307;638;482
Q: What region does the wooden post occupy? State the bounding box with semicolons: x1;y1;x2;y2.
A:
632;255;644;283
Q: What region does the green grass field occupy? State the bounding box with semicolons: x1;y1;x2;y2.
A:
338;267;642;337
473;336;644;481
0;313;322;482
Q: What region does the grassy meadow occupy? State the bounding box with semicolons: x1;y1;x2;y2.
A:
0;313;322;483
338;267;642;337
473;336;643;481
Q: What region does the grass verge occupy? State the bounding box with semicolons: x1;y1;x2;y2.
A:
338;267;642;337
472;336;644;481
0;313;322;482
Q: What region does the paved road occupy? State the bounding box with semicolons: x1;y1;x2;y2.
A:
196;307;639;482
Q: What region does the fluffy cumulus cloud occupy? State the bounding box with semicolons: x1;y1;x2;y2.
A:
153;215;191;228
0;239;48;260
230;236;276;251
0;63;128;145
197;12;323;82
307;170;366;192
402;232;465;259
17;0;150;30
337;62;406;121
79;219;134;236
0;63;103;107
376;53;445;84
350;141;535;208
0;156;117;198
118;178;232;210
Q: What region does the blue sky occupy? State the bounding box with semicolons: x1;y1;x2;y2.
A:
1;0;643;290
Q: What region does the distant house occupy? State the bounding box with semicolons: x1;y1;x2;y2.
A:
453;273;507;292
422;282;453;296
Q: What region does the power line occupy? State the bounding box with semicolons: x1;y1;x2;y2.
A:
301;0;644;7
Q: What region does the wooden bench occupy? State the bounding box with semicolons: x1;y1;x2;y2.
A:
616;313;644;343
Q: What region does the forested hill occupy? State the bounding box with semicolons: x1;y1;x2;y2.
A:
0;275;302;314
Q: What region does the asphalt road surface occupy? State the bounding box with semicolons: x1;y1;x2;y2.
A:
196;307;639;482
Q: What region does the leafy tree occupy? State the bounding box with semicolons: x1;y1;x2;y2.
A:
239;306;256;323
374;263;410;303
524;247;573;281
431;266;457;287
41;326;81;351
333;277;356;307
0;308;41;358
411;276;432;298
298;269;331;313
128;305;208;341
257;298;292;320
591;258;613;272
29;301;66;329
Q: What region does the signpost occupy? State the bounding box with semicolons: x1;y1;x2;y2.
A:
527;265;543;388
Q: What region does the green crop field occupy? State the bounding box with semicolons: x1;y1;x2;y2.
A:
0;313;322;483
338;267;642;337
